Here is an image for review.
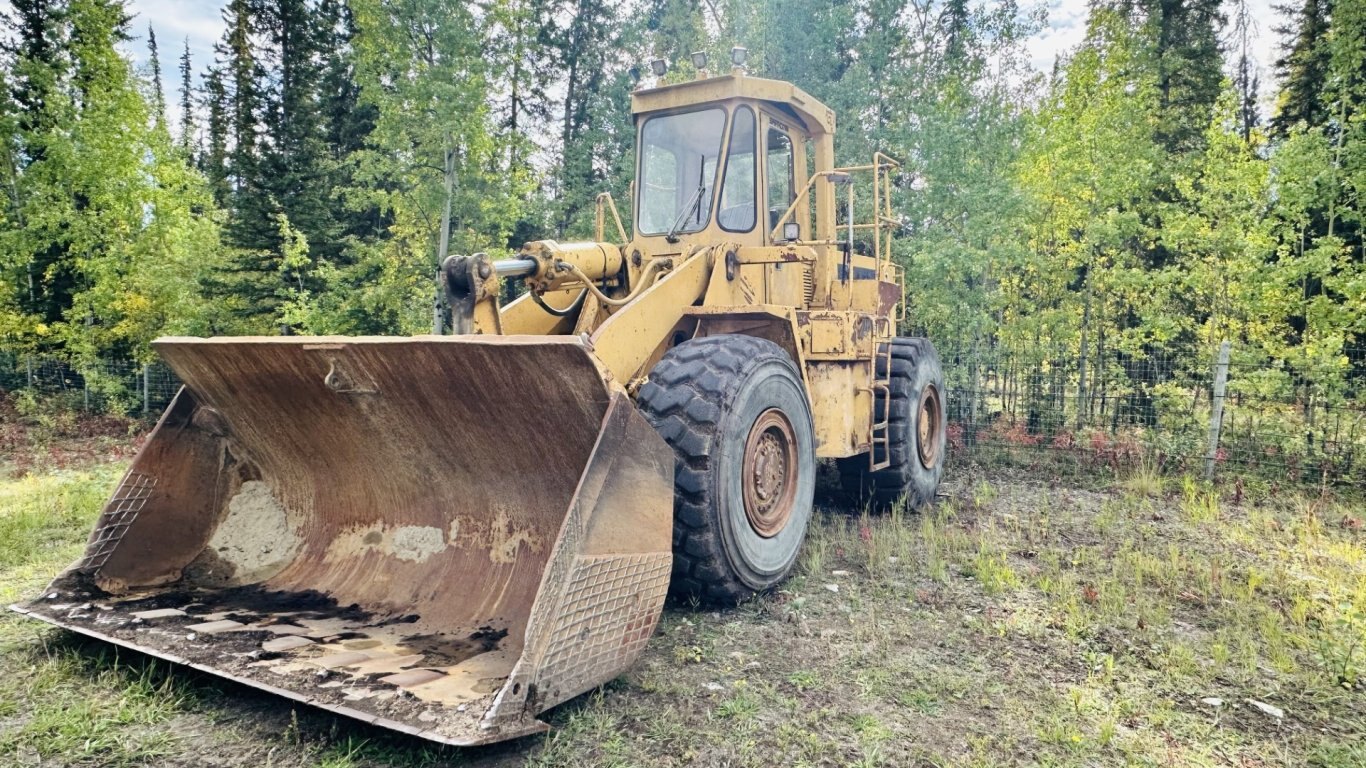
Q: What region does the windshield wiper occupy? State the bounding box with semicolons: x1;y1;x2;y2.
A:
665;185;704;243
666;157;709;243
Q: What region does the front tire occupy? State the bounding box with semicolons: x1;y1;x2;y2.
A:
638;335;816;604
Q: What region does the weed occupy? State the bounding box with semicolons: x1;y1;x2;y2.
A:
1180;475;1220;523
1119;456;1164;497
1317;599;1365;688
787;669;819;691
970;536;1020;595
972;480;998;507
802;519;829;577
672;644;706;664
713;690;760;720
896;688;942;715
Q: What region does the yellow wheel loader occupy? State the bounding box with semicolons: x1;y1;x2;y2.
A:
13;64;946;746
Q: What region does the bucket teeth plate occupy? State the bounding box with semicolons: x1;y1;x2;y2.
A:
12;335;675;746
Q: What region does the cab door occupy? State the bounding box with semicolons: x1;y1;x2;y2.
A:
760;114;798;245
716;105;760;244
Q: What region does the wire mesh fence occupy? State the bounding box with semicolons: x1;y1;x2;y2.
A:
936;338;1365;487
0;353;181;416
3;342;1363;487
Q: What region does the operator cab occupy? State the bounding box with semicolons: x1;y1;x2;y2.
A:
630;70;834;248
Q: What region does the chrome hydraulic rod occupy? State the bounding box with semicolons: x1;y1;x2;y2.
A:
494;258;538;277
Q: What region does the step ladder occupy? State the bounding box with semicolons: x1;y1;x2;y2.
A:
868;318;895;472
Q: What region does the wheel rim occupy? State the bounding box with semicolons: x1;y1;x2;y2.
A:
917;383;944;469
742;408;798;539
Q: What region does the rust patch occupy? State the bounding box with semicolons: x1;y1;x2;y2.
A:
877;280;902;317
852;315;874;343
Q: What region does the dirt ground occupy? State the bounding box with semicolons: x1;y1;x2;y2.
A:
1;426;1364;766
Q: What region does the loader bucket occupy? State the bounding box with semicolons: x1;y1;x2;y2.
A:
11;336;674;746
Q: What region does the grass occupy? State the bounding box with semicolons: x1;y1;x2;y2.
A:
0;456;1363;766
0;466;122;595
0;465;193;767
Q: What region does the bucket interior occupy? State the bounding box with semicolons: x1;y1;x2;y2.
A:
24;336;622;744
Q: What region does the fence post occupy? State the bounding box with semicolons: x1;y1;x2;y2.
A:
25;354;33;390
1076;344;1088;431
142;363;150;416
1204;340;1231;481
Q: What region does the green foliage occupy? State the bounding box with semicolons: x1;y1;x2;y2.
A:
0;0;224;369
0;0;1362;431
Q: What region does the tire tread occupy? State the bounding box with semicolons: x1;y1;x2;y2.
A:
838;337;944;510
638;335;795;604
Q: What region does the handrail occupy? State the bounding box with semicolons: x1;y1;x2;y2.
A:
594;191;629;244
768;154;901;247
767;169;846;242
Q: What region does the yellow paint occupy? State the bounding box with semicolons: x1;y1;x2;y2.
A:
456;71;905;464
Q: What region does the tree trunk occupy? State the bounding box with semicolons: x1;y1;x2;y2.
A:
434;141;456;335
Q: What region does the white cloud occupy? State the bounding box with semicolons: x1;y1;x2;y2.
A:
121;1;225;132
1027;0;1090;74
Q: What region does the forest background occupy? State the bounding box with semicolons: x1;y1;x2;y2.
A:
0;0;1363;479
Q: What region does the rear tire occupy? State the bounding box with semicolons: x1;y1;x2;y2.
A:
838;337;946;511
638;335;815;604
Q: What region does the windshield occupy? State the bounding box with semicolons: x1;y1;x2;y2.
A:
637;108;726;236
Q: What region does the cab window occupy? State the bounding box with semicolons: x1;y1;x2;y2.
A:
718;107;756;232
637;108;726;236
766;128;795;235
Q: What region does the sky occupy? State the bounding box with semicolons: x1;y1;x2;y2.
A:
1025;0;1281;85
9;0;1290;131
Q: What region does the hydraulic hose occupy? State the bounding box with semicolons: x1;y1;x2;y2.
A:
552;257;668;308
530;287;588;317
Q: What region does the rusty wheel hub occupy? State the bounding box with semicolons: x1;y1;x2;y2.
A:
742;408;798;538
917;383;943;469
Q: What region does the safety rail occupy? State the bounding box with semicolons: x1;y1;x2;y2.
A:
594;191;629;243
768;151;902;272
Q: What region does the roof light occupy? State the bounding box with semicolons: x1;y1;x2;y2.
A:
650;58;668;77
730;46;748;67
690;51;708;70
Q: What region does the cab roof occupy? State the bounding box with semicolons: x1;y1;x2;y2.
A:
630;70;835;136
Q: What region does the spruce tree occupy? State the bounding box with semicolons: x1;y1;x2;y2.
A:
489;0;556;170
146;22;165;126
555;0;626;235
214;0;285;323
201;65;230;205
260;0;333;264
1231;0;1261;142
2;0;73;333
1148;0;1226;154
1272;0;1333;136
178;37;194;154
316;0;382;246
5;0;68;150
